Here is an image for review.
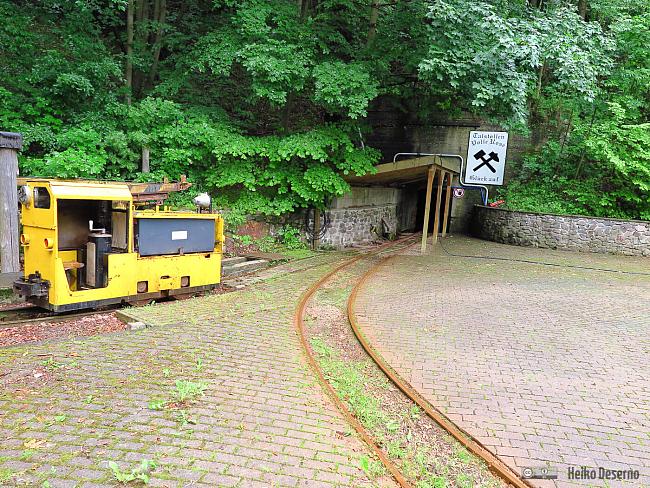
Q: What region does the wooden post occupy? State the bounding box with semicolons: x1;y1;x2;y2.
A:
312;208;321;250
0;132;22;273
420;166;435;253
441;172;452;237
432;168;444;244
142;146;150;173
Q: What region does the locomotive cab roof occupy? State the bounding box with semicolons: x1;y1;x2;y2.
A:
20;179;133;201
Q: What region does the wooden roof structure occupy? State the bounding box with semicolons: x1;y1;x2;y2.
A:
345;155;461;253
345;155;460;187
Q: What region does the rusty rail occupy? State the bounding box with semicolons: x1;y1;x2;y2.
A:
293;235;420;488
347;254;532;488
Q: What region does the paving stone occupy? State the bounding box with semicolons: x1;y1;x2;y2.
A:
354;235;650;488
0;254;383;488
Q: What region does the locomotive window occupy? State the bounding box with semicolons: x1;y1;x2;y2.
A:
33;187;51;209
111;205;129;250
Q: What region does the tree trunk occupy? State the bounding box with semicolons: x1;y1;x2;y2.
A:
578;0;587;19
135;0;145;23
535;61;546;99
558;108;574;159
298;0;317;19
281;92;295;132
367;1;380;45
575;105;597;178
146;0;167;90
134;0;151;97
125;0;134;105
151;0;160;41
142;146;150;173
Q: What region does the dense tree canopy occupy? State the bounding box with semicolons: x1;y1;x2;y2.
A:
0;0;648;222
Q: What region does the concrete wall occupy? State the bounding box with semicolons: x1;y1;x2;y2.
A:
474;206;650;257
366;98;528;173
445;175;483;234
331;187;399;209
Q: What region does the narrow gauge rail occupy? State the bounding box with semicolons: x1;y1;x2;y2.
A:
0;303;41;314
0;252;348;331
294;234;421;488
0;306;116;330
0;251;340;331
295;235;531;488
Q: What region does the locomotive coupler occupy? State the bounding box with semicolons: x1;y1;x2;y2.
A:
13;271;50;298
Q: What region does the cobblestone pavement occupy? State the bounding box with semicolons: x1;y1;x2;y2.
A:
0;254;384;488
354;236;650;488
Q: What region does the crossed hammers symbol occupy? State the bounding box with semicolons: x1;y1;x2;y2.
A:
473;150;499;173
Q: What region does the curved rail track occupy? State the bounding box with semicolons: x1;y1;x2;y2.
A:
295;235;420;488
295;236;531;488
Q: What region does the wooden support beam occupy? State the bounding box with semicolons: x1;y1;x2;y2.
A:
0;132;22;273
441;172;452;237
420;166;435;253
432;168;444;244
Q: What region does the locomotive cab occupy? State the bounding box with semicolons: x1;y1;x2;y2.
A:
14;179;224;312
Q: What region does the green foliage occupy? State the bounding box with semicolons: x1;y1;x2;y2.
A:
0;289;13;300
501;5;650;220
108;460;157;485
359;455;386;479
1;0;381;217
248;225;308;253
148;378;207;411
313;62;378;119
147;399;166;411
1;0;648;220
173;380;207;402
310;338;397;433
232;234;254;246
0;468;14;483
419;0;613;126
275;225;307;250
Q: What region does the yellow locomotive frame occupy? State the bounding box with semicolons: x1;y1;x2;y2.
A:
14;179;224;312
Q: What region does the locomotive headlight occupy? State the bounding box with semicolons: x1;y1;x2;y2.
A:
44;238;54;249
20;234;30;245
193;193;211;208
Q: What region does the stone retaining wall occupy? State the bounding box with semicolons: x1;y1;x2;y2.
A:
321;204;397;248
473;206;650;256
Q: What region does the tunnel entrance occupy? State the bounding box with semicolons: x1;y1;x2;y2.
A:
412;174;451;234
344;156;459;252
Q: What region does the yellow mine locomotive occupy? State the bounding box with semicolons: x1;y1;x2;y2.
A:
13;178;224;312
